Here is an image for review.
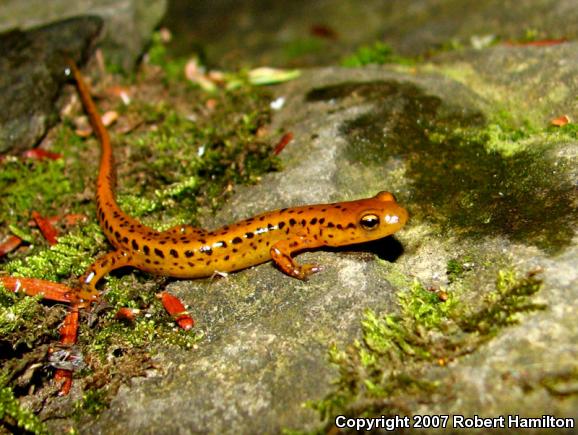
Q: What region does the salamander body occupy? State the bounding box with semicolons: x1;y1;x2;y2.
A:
68;62;408;303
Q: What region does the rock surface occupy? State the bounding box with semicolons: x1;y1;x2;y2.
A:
0;0;167;71
0;17;102;154
1;0;576;433
83;56;577;432
164;0;578;67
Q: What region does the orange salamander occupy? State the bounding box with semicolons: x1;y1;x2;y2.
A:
68;62;408;304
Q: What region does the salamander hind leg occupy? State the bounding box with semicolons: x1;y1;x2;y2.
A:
270;235;323;280
76;249;134;303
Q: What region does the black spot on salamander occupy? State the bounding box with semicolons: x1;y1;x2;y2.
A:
206;260;212;266
280;208;288;213
201;247;213;255
159;240;167;245
250;242;256;249
143;245;150;255
185;250;194;258
224;255;230;261
321;208;327;212
122;237;129;244
337;224;343;230
285;228;290;234
297;210;304;214
199;239;207;244
113;211;120;218
219;241;227;248
259;216;265;221
232;248;238;253
245;232;254;239
131;240;139;251
278;222;286;229
188;262;195;267
288;210;295;214
328;234;334;238
346;222;356;229
266;241;270;246
154;248;165;258
180;236;188;242
334;204;342;209
310;217;318;225
267;223;275;230
145;258;151;264
319;218;325;225
154;260;160;265
114;231;121;240
289;241;298;248
301;219;306;226
101;259;109;267
232;237;243;244
289;218;297;226
327;222;335;228
170;249;179;258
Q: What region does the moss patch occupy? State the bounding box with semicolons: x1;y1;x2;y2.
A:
307;81;577;253
1;44;280;427
306;267;544;430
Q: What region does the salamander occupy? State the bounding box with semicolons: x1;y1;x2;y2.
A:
68;62;409;304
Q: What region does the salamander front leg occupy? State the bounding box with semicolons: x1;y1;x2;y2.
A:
270;235;323;280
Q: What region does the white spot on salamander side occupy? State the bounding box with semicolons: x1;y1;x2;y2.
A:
84;271;95;284
385;214;399;224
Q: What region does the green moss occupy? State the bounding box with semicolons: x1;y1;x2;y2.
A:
5;222;105;281
307;269;543;428
75;389;108;417
446;257;474;284
458;269;545;337
0;159;75;227
0;384;48;434
307;81;577;254
341;41;414;67
283;38;328;61
0;42;279;422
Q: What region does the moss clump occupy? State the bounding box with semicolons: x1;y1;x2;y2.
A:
0;40;279;424
0;383;48;434
307;269;543;429
341;41;414;67
308;80;577;254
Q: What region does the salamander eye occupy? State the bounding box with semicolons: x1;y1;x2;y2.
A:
360;214;380;230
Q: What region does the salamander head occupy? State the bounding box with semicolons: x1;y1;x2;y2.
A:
323;191;408;246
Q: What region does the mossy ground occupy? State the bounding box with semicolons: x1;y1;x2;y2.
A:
307;81;577;254
298;75;576;432
301;264;544;433
0;35;279;432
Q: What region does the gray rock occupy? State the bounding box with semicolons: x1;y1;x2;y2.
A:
0;16;102;154
0;0;167;71
83;50;577;431
164;0;578;67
